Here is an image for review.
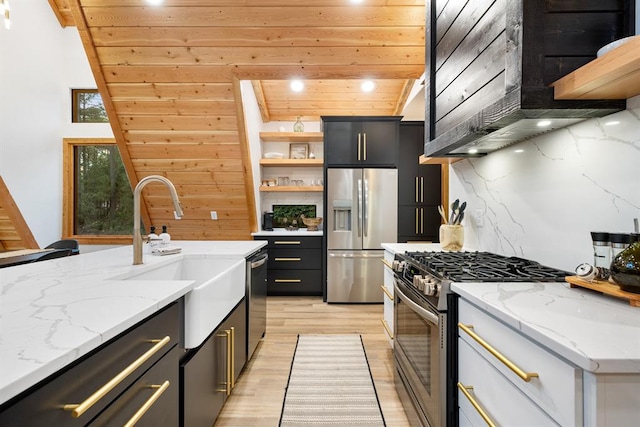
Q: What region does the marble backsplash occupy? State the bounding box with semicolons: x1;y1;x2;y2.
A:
450;95;640;272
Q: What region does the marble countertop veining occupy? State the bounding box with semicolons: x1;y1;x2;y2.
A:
452;282;640;374
252;228;323;236
381;242;442;253
0;240;266;406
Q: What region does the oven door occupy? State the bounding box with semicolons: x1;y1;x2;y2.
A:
394;276;446;427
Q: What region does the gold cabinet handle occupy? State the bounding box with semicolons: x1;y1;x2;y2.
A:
457;382;496;427
415;176;419;203
381;285;393;301
420;207;424;234
363;133;367;161
63;336;171;418
357;133;362;161
420;177;424;203
381;259;393;269
123;381;170;427
230;327;235;389
458;323;539;382
274;241;300;245
381;319;394;339
275;257;301;262
216;330;231;395
275;279;302;283
415;207;419;234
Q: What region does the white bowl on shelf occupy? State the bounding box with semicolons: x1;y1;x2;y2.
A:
597;36;636;57
264;152;284;159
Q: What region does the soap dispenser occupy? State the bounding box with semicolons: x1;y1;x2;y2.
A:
148;226;161;250
159;225;171;246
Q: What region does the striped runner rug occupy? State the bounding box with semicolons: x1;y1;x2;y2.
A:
279;334;386;426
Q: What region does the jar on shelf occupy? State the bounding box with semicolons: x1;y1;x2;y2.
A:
293;116;304;132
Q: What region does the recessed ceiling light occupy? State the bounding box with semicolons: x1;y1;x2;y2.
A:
361;80;376;93
468;148;479;154
605;120;620;126
537;120;552;128
146;0;163;4
290;80;305;92
515;149;524;153
350;0;365;4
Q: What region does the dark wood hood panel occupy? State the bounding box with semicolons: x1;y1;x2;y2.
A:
425;0;634;158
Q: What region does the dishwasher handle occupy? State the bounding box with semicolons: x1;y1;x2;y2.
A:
250;253;268;269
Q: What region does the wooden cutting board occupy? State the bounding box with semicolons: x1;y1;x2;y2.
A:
565;276;640;307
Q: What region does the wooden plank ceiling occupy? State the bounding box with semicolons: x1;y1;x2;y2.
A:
49;0;425;241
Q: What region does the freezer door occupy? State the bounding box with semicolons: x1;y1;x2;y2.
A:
363;168;398;249
327;168;362;250
327;250;384;303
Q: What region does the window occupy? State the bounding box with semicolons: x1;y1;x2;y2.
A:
72;89;109;123
63;139;133;244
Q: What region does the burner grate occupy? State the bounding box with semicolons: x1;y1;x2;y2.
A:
403;251;570;282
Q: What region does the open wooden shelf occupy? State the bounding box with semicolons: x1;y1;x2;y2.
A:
552;35;640;100
419;155;463;165
259;185;324;192
259;159;323;167
259;132;324;143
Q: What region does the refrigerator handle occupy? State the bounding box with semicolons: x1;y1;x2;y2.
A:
363;178;369;237
357;178;363;237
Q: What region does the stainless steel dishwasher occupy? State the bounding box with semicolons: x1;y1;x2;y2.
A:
246;248;268;359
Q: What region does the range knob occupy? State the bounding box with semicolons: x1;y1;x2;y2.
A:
424;280;441;297
413;275;427;291
392;260;406;273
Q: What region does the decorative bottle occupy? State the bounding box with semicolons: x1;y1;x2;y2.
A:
293;116;304;132
148;226;161;251
159;225;171;246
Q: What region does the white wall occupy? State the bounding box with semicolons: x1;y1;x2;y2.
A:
450;96;640;271
0;0;112;248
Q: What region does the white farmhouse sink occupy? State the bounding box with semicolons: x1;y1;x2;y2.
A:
113;257;246;348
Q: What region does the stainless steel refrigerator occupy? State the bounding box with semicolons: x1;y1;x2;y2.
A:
326;168;397;302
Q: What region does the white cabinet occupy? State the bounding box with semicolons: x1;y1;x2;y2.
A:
457;296;640;426
458;338;558;426
458;299;582;426
381;249;395;346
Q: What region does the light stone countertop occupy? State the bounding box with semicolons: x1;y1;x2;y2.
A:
452;282;640;374
0;240;266;406
381;242;442;253
252;228;323;237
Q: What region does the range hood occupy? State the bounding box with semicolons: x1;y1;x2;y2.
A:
425;90;623;158
424;0;633;158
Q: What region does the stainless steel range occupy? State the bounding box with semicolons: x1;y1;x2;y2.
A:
391;251;570;427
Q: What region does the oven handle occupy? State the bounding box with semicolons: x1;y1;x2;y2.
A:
394;282;439;326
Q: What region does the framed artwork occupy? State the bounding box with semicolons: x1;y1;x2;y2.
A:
289;143;309;159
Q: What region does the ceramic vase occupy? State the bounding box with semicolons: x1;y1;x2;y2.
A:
440;224;464;251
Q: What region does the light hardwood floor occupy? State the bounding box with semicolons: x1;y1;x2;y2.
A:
213;296;411;427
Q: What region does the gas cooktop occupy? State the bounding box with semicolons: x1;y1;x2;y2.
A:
399;251;571;282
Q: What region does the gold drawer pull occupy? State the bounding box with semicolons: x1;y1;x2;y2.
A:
274;241;301;245
230;327;235;389
63;336;171;418
458;323;539;382
381;259;393;269
381;319;394;339
380;285;393;301
457;382;496;427
275;279;302;283
275;257;301;262
123;381;170;427
216;330;232;395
